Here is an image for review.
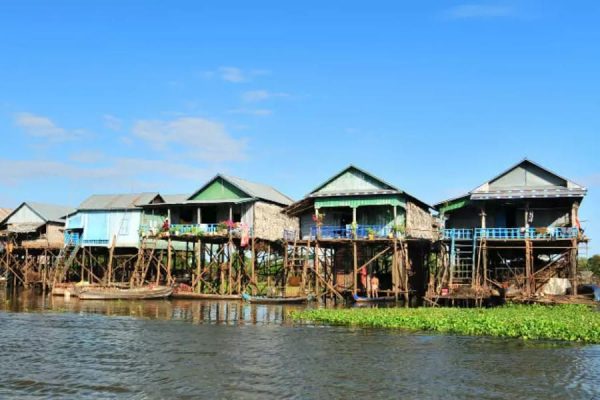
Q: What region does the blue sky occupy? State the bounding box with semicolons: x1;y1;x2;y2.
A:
0;1;598;253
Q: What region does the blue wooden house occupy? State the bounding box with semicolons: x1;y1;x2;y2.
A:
65;193;164;248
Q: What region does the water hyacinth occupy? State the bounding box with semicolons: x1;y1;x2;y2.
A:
290;304;600;343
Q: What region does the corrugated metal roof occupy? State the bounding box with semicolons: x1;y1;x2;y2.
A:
188;175;294;206
0;202;73;225
26;202;74;223
222;175;294;206
78;193;162;210
433;159;587;208
162;194;189;204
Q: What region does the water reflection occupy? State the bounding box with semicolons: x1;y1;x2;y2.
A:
0;289;599;399
0;288;311;325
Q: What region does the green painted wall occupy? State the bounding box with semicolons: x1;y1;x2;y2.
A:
191;179;248;201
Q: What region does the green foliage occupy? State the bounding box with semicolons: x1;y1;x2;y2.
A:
580;255;600;277
290;304;600;343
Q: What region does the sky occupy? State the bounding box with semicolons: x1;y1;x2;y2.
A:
0;1;598;253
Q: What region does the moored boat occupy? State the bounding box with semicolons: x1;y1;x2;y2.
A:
242;293;310;304
78;285;173;300
352;294;397;303
172;292;242;301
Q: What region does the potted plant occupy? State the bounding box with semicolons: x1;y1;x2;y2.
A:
393;224;405;238
367;227;376;240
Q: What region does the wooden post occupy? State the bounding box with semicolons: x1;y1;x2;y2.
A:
525;239;532;296
283;241;288;295
250;237;256;295
482;239;488;289
315;241;320;299
571;238;578;296
392;239;399;300
167;237;172;285
352;241;358;296
220;244;225;295
196;238;202;293
107;235;116;285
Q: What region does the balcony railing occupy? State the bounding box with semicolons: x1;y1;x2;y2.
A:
140;223;253;237
309;225;397;240
441;228;474;240
442;227;579;240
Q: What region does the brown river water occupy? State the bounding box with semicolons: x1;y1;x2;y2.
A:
0;288;599;399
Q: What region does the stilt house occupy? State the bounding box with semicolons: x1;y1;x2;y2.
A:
65;193;164;248
141;174;298;242
435;159;587;299
0;202;72;249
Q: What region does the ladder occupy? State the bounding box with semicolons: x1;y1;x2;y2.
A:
450;237;473;286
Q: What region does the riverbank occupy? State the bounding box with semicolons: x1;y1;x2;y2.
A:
291;304;600;343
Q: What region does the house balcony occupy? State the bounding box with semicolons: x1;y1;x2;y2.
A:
140;223;253;238
309;224;399;240
442;227;579;241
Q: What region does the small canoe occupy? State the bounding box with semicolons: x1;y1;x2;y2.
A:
352;294;397;303
242;294;309;304
172;292;242;301
78;285;173;300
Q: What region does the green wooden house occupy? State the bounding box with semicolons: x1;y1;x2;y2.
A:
141;174;298;242
285;165;433;240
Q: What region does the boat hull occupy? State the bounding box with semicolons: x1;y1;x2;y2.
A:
352;294;397;303
246;296;308;304
172;292;242;301
78;286;173;300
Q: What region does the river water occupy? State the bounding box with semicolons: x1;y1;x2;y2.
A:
0;289;599;399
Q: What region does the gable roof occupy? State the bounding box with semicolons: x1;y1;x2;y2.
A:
0;202;73;226
435;159;587;207
308;165;399;197
286;165;432;214
78;193;163;210
188;174;294;206
161;194;189;204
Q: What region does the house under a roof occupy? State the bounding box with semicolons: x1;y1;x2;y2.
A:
141;174;298;243
283;165;435;301
65;193;164;248
0;202;73;248
0;201;73;288
432;159;587;302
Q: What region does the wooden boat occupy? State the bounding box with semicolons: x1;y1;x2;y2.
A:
78;285;173;300
172;292;242;301
242;293;309;304
352;294;397;303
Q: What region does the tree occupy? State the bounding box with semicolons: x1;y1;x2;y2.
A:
581;255;600;277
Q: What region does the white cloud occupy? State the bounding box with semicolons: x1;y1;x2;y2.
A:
200;67;270;83
228;108;273;116
103;114;122;131
445;4;514;19
132;117;247;162
14;112;80;140
241;90;290;102
0;157;211;191
69;150;106;164
219;67;246;83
